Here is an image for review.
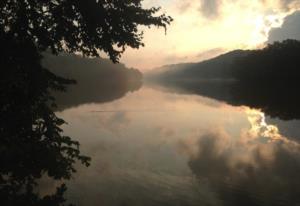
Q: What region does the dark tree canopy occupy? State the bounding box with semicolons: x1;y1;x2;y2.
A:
232;39;300;81
0;0;172;62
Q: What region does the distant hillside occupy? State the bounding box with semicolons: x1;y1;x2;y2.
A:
145;49;251;105
42;54;142;110
146;50;250;82
147;40;300;120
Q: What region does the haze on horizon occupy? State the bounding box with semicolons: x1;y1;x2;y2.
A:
119;0;300;71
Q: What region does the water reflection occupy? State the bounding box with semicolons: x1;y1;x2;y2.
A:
186;109;300;206
43;54;142;111
56;86;300;206
146;79;300;121
264;117;300;143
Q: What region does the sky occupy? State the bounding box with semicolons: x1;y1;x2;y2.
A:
119;0;300;71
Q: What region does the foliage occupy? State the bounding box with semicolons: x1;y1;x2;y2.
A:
232;39;300;81
0;0;172;62
0;0;171;205
0;31;90;206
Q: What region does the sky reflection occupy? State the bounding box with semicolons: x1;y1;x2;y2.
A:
55;86;300;206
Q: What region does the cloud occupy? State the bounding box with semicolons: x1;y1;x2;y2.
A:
268;11;300;43
266;117;300;142
199;0;222;19
97;111;131;133
176;1;193;14
277;0;300;11
162;54;188;63
196;48;226;60
197;0;300;20
174;0;222;19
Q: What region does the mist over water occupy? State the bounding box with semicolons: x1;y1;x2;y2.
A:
51;85;300;206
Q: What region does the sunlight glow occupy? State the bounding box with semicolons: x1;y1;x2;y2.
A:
120;0;300;70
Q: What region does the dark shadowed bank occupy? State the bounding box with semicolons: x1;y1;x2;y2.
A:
43;53;143;111
146;39;300;120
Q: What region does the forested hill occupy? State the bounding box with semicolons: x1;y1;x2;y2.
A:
147;39;300;120
146;50;250;82
42;53;143;110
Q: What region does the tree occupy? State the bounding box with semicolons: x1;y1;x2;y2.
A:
0;0;172;62
0;1;172;205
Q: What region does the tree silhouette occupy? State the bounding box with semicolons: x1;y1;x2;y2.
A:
0;32;91;206
0;1;172;205
1;0;172;62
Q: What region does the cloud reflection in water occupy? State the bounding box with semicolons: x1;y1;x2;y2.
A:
184;109;300;206
56;87;300;206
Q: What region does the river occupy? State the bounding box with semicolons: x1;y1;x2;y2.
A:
52;85;300;206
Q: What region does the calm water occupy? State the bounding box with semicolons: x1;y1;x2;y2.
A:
53;86;300;206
